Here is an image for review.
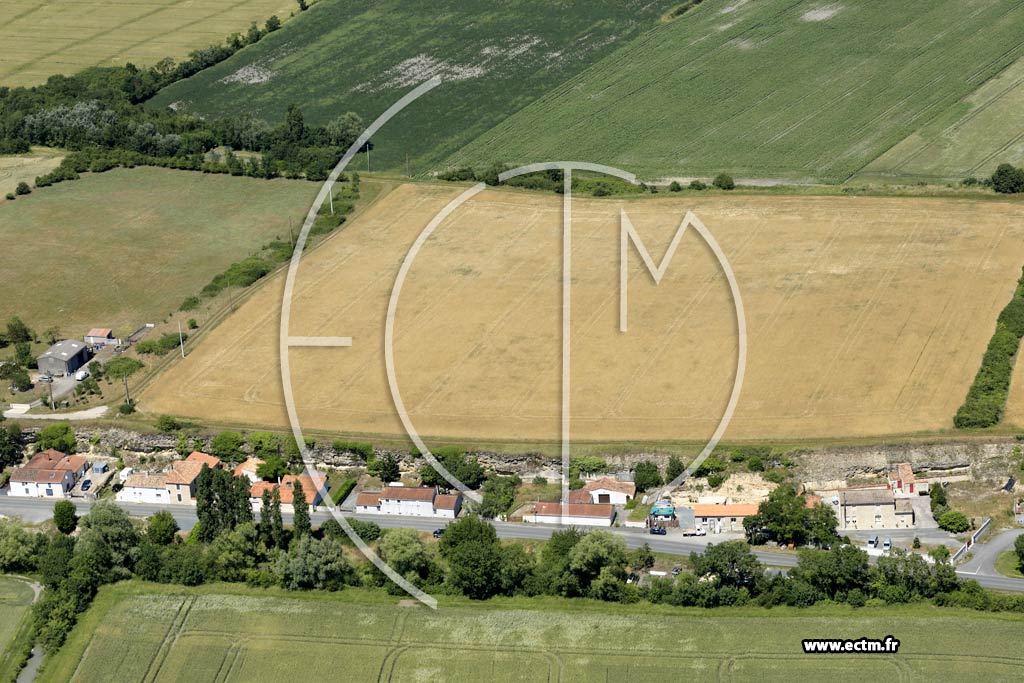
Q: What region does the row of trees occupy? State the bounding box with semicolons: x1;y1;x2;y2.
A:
954;266;1024;428
5;499;1023;657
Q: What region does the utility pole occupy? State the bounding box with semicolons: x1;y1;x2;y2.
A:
329;188;334;215
123;372;130;406
178;320;185;358
367;146;371;173
48;378;54;411
406;153;410;177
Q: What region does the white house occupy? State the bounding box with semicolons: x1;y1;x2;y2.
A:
84;328;119;346
116;473;170;504
524;502;614;527
8;450;87;498
9;468;76;498
354;486;462;518
570;477;637;505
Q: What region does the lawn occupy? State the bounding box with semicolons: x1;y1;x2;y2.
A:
37;582;1024;682
995;550;1024;579
0;167;316;336
0;0;297;87
449;0;1024;183
148;0;676;174
142;182;1024;443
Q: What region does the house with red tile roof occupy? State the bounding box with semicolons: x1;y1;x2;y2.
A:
691;503;760;533
353;485;463;518
576;477;636;505
233;457;265;483
9;449;88;498
524;502;615;527
249;474;326;512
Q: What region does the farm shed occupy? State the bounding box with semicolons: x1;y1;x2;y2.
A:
84;328;117;345
37;339;89;376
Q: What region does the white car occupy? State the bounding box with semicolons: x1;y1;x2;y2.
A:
74;370;90;381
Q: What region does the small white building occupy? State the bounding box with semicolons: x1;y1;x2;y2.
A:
116;473;170;504
84;328;118;346
571;477;637;505
524;502;615;527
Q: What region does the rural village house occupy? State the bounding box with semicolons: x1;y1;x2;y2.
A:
9;449;88;498
355;486;462;518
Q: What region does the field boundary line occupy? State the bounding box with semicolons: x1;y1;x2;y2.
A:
142;594;195;683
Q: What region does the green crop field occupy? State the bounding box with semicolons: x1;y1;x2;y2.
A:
0;0;297;87
149;0;677;174
38;583;1024;682
0;577;36;680
0;167;315;336
449;0;1024;183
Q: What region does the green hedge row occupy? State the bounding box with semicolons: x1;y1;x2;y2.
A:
331;478;357;505
954;267;1024;428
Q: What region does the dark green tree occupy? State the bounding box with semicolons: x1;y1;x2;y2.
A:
438;516;503;600
991;163;1024;194
147;510;179;545
270;488;285;550
257;489;273;546
53;500;78;534
291;479;311;539
633;461;662;491
6;316;33;344
690;540;763;590
666;455;685;482
35;422;76;453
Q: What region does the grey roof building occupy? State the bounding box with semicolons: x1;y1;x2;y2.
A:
37;340;90;376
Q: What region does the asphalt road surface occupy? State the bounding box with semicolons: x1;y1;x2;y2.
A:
6;497;1024;591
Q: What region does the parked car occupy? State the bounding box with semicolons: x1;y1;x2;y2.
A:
626;573;639;584
867;535;879;549
882;538;892;552
81;479;92;492
38;375;53;383
432;528;445;539
682;528;706;536
671;567;681;576
74;369;90;381
649;526;667;535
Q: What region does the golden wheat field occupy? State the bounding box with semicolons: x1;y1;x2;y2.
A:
141;182;1024;443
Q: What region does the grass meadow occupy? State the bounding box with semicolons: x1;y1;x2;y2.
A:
0;167;316;336
0;577;36;682
0;0;296;87
148;0;676;174
0;148;64;199
37;581;1024;682
450;0;1024;183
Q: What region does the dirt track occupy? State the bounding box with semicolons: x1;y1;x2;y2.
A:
141;183;1024;444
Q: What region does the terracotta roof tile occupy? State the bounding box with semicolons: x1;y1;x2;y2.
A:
380;486;436;502
582;477;636;496
434;493;461;510
692;503;760;518
123;472;168;489
166;460;204;485
186;451;221;469
233;457;264;478
10;468;70;484
356;491;381;507
533;502;614;518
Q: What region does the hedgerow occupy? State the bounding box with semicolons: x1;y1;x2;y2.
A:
954;267;1024;428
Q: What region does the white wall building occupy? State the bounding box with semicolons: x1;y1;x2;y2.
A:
116;473;170;504
355;486;462;518
524;502;615;527
9;469;75;498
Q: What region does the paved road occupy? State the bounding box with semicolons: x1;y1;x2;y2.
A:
8;498;1024;591
2;406;109;420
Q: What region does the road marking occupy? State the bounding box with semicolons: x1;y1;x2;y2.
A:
287;336;353;347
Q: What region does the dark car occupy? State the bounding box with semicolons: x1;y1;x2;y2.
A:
432;528;445;539
81;479;92;492
649;526;667;535
671;567;681;576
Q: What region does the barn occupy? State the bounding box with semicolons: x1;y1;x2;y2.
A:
37;339;90;376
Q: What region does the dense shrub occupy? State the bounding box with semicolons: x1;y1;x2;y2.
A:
991;163;1024;194
955;267;1024;428
135;332;187;356
712;173;735;190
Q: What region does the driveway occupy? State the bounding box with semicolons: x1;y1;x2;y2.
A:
2;405;108;420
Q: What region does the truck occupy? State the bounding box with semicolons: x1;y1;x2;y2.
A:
681;527;707;537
